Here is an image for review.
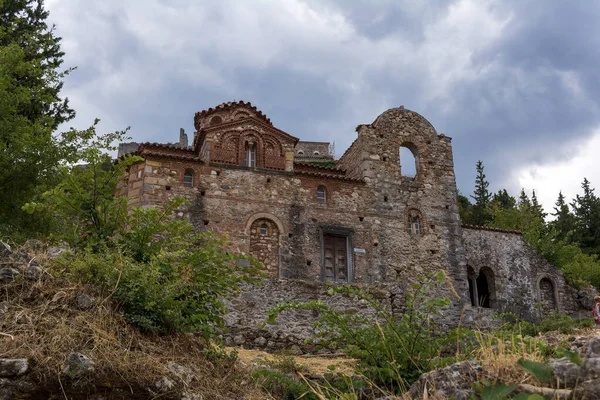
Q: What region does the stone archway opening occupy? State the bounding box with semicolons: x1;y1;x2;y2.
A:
539;277;557;311
249;218;280;277
476;267;496;309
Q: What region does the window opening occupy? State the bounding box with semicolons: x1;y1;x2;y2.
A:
317;185;327;202
297;150;304;155
400;145;417;177
259;223;268;236
183;169;194;187
313;151;320;155
244;142;256;168
408;215;421;234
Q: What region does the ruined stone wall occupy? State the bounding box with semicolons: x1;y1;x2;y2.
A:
462;227;587;321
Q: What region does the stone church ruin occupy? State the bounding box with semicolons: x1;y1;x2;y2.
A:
118;101;591;351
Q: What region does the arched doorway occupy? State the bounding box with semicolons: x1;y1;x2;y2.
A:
249;218;280;277
476;267;496;309
538;277;557;311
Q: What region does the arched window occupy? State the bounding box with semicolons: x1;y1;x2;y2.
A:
244;142;256;167
210;115;222;125
183;169;194;187
399;143;418;177
260;223;268;236
317;185;327;202
297;150;304;155
313;151;320;156
407;209;422;234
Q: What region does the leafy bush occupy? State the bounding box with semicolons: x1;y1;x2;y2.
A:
55;199;262;336
267;271;472;393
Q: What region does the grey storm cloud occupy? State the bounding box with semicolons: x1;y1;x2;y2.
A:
47;0;600;200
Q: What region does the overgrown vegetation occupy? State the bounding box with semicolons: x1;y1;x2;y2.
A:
461;160;600;289
263;271;473;397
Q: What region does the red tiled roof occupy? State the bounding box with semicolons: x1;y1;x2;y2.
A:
294;169;364;183
195;100;272;125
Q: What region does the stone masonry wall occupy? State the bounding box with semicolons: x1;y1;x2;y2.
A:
462;227;588;321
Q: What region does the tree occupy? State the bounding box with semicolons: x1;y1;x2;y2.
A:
518;189;531;211
492;189;516;209
530;190;547;221
457;191;472;222
0;0;75;236
571;178;600;255
551;191;575;242
468;160;492;226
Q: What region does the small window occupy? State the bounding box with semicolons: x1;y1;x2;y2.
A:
260;223;268;236
313;151;320;156
408;215;421;234
297;150;304;155
183;169;194;187
317;185;327;202
244;142;256;168
210;115;222;125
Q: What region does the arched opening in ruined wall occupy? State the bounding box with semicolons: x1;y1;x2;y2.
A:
467;265;477;307
476;267;496;309
399;143;418;177
249;218;280;277
538;277;557;311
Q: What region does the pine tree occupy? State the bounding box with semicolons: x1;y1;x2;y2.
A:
551;191;575;242
518;189;531;211
493;189;516;209
571;178;600;254
469;160;492;226
0;0;76;234
531;190;547;220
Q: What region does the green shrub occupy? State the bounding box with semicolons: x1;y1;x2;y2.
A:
55;199;262;336
267;271;472;393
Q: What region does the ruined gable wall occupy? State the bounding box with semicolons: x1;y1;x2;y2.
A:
462;227;586;321
343;108;469;313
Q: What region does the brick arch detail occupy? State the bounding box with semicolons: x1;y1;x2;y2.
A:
245;212;285;234
239;130;264;167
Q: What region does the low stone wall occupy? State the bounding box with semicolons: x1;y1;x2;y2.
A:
222;277;471;354
222;279;390;353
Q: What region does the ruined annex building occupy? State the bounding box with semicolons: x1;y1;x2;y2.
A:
118;101;591;350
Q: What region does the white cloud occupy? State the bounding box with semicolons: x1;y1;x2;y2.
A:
513;128;600;216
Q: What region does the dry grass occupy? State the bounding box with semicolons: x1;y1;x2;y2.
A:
0;244;269;399
232;347;357;377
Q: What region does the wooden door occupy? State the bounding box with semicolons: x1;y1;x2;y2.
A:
323;234;348;282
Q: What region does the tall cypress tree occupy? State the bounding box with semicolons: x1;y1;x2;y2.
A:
469;160;492;226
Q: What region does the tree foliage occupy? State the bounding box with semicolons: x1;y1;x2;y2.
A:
460;162;600;289
0;0;76;235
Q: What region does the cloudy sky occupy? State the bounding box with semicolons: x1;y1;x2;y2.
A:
45;0;600;215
